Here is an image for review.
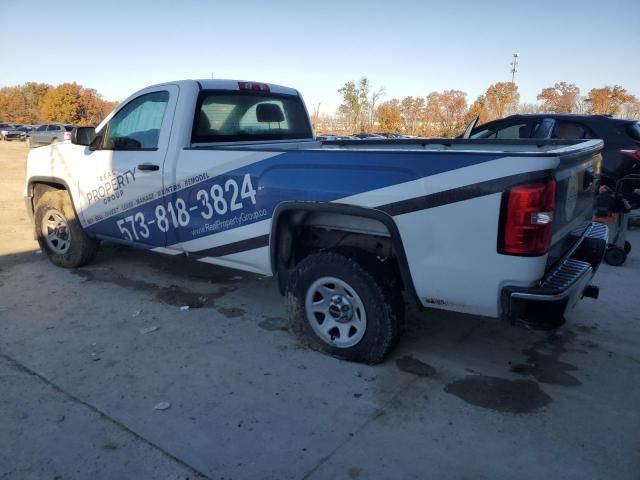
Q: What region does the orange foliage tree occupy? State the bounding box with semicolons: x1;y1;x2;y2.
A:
425;90;468;137
376;99;403;133
586;86;636;116
537;82;580;113
0;82;116;125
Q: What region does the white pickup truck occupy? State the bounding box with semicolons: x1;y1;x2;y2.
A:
24;79;608;363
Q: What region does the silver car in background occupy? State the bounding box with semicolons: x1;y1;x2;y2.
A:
27;124;74;147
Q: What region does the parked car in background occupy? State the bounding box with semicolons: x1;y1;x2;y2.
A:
1;125;32;141
27;124;74;147
468;114;640;187
0;123;14;140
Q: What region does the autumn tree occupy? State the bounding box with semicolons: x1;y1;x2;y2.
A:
21;82;51;123
425;90;468;137
77;88;118;125
400;96;426;135
39;83;83;123
586;86;636;116
537;82;580;113
484;82;520;120
620;99;640;120
0;87;30;123
376;99;403;133
368;85;385;130
466;95;490;125
337;78;371;133
38;83;117;125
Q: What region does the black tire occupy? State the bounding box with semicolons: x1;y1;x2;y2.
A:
604;246;626;267
624;241;632;255
35;190;99;268
286;250;402;364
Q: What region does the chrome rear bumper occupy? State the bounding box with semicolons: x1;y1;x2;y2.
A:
501;222;608;329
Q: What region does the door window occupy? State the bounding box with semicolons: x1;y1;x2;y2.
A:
552;121;594;139
471;123;532;139
95;91;169;150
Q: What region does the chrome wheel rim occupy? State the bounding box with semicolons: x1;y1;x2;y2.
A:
305;276;367;348
42;209;71;254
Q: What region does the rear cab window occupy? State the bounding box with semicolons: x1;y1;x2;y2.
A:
192;90;312;143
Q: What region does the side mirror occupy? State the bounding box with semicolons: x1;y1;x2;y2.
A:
71;126;96;146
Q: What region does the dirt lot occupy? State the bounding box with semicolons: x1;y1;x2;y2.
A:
1;140;639;480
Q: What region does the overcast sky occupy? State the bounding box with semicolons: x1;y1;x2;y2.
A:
2;0;639;114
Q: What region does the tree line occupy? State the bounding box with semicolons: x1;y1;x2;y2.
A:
0;82;118;126
313;79;640;136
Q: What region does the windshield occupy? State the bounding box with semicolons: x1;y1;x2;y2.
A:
192;90;312;143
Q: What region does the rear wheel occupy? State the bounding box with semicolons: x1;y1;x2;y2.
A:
286;250;402;364
604;246;627;267
35;190;99;268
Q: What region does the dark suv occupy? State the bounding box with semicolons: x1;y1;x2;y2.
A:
469;114;640;186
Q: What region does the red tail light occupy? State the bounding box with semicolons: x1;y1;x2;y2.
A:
620;149;640;162
500;178;556;255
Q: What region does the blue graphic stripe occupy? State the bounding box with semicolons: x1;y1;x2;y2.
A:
86;150;504;247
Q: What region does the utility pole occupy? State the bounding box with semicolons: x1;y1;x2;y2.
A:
510;53;520;84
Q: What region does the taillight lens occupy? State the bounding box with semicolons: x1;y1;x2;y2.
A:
620;149;640;163
500;178;556;255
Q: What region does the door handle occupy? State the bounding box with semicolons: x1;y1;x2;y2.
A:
138;163;159;172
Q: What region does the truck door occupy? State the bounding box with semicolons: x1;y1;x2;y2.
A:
77;86;179;247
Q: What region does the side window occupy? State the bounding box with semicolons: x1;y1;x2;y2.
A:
553;121;589;139
494;123;531;139
46;125;59;131
96;91;169;150
470;123;531;139
36;125;47;132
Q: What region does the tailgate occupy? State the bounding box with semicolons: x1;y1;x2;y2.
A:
547;140;603;269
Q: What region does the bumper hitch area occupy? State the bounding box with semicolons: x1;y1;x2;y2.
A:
502;222;608;330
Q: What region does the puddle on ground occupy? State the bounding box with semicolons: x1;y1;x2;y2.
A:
396;355;436;377
444;375;551;414
73;267;235;309
258;317;288;331
510;331;581;386
217;306;246;318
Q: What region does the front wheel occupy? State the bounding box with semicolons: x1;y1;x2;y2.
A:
35;190;99;268
286;250;402;364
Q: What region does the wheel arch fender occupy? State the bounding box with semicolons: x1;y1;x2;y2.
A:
269;201;420;306
27;176;80;224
